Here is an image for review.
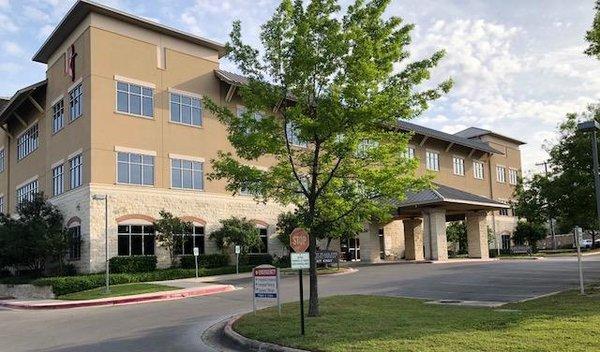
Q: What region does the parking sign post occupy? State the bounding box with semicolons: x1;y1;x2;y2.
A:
193;247;199;278
574;227;585;295
290;228;310;336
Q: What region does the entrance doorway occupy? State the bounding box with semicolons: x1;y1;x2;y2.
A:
341;237;361;261
501;234;511;251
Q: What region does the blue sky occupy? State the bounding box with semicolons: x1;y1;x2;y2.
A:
0;0;599;173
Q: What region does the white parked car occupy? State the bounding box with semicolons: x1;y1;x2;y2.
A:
580;239;593;249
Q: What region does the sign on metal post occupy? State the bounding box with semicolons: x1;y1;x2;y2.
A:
235;245;241;275
253;265;281;315
193;247;199;278
290;227;309;336
574;227;585;295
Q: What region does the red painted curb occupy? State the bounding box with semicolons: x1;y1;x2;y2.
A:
0;284;236;310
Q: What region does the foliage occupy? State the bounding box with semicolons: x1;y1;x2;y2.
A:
32;266;253;296
242;253;274;266
179;253;230;269
446;222;467;254
585;0;600;59
512;221;547;252
511;174;555;226
203;0;450;316
0;193;70;275
273;254;290;268
109;256;157;273
153;210;192;267
210;216;262;254
275;211;302;250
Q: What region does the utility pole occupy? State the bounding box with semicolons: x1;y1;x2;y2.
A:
536;161;556;249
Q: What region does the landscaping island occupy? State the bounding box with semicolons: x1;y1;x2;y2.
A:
234;288;600;351
58;283;179;301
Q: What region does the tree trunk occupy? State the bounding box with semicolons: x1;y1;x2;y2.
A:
307;231;319;317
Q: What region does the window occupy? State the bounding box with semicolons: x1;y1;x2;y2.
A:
499;208;509;216
52;99;64;133
116;81;153;117
69;154;82;189
174;226;205;256
0;195;4;214
496;165;506;183
52;164;64;196
251;227;269;253
171;159;203;190
286;122;307;147
68;225;81;261
473;161;484;179
117;152;154;186
236;106;264;135
17;123;39;160
404;147;415;159
69;83;83;121
0;148;5;172
453;156;465;176
170;92;202;126
425;151;439;171
117;224;155;256
16;179;38;204
509;169;519;185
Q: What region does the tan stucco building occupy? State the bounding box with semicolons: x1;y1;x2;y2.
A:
0;1;524;273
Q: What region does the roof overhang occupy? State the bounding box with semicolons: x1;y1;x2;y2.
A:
0;80;47;127
33;0;227;63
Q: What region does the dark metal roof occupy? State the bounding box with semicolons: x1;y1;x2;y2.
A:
0;98;9;112
396;120;502;154
454;126;525;145
33;0;227;63
215;69;248;86
0;80;47;124
395;183;508;209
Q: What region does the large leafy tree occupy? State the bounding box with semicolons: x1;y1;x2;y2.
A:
153;210;192;267
203;0;451;316
210;217;263;255
512;221;547;253
585;0;600;59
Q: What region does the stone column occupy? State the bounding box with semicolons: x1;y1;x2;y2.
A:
383;220;405;260
422;208;448;261
466;211;489;259
359;223;382;263
403;218;424;260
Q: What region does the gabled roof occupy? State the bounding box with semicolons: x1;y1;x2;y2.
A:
396;120;502;154
454;127;525;145
0;98;9;112
33;0;227;63
0;80;47;125
395;183;508;209
215;69;248;87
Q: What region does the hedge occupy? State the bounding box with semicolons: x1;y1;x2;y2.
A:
109;256;157;273
179;253;229;269
242;253;273;266
32;266;252;296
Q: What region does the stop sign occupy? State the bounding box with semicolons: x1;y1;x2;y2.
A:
290;228;309;253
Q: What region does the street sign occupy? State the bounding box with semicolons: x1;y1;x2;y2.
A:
291;252;310;269
235;245;241;254
316;250;338;264
290;228;309;253
252;265;281;315
193;247;199;256
193;247;199;278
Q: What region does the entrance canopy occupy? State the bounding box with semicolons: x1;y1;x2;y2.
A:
395;183;509;219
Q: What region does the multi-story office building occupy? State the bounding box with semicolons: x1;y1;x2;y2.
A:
0;1;523;273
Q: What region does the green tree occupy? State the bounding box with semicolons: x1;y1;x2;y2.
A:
153;210;192;267
446;221;467;254
203;0;450;316
585;0;600;59
511;174;554;226
210;217;263;254
276;211;301;251
0;193;69;276
512;221;546;253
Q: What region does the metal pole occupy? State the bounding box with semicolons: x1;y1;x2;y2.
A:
194;254;199;279
236;253;239;275
592;131;600;244
277;269;281;316
299;269;305;336
575;227;585;295
537;161;557;250
105;196;109;293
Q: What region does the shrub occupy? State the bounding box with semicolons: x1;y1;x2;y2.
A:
109;256;157;273
242;253;273;266
273;255;290;268
180;254;229;269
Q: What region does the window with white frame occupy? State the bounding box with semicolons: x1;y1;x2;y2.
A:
69;83;83;121
404;146;415;159
174;225;205;255
0;148;5;172
0;195;4;214
509;169;519;185
117;152;154;186
425;151;439;171
171;158;203;190
17;123;39;160
117;224;155;256
52;164;64;196
69;154;83;189
170;92;202;126
16;179;38;204
286;122;307;147
52;99;64;133
496;165;506;183
473;161;484;179
116;81;153;117
452;156;465;176
236;106;264;135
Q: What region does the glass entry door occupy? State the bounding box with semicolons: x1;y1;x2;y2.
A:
341;237;361;261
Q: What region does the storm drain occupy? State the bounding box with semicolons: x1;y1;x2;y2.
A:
425;300;505;308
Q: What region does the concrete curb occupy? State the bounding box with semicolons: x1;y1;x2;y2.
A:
0;284;236;310
224;315;310;352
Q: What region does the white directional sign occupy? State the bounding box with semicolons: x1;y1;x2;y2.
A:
193;247;199;256
253;265;281;315
291;252;310;269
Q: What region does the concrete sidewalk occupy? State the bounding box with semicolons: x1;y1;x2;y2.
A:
0;283;236;310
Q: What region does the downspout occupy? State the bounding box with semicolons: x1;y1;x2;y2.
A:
6;130;10;214
487;152;499;256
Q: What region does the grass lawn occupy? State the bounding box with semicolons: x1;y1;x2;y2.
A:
58;283;179;301
234;287;600;352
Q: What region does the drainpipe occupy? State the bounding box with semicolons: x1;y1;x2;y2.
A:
487;153;499;256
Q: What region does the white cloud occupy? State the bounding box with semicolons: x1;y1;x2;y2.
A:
0;13;18;32
2;41;24;56
0;0;9;9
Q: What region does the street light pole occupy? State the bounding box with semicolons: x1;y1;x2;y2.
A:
578;121;600;246
93;194;109;293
